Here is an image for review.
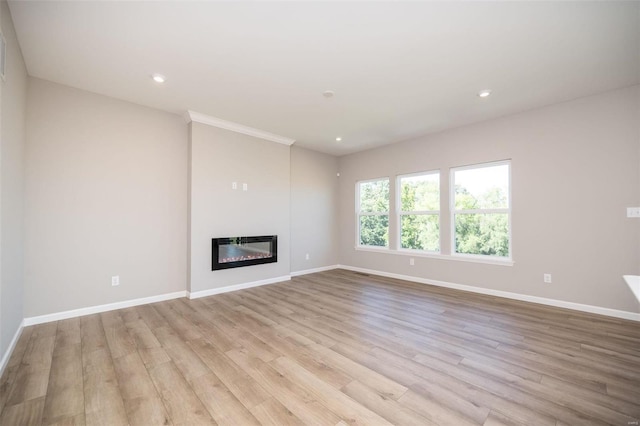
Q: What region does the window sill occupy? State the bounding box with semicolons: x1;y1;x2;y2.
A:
354;245;390;254
355;246;514;266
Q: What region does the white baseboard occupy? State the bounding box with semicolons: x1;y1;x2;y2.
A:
338;264;640;322
0;320;25;377
290;265;339;277
188;275;291;299
23;291;187;326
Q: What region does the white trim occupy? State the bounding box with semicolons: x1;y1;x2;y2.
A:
400;210;440;215
0;320;25;377
355;245;391;254
337;265;640;322
184;110;295;146
23;291;187;326
394;249;514;266
0;30;6;81
188;275;291;299
290;265;339;277
396;248;441;257
447;252;513;266
455;208;509;215
450;159;512;173
355;246;513;266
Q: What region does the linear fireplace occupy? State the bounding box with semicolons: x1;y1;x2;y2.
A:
212;235;278;270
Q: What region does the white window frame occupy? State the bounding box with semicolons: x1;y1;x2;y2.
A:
450;160;512;261
396;170;440;254
0;30;6;81
355;177;390;249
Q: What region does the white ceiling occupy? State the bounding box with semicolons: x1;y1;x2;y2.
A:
8;1;640;156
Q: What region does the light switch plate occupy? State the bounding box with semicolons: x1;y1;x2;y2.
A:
627;207;640;218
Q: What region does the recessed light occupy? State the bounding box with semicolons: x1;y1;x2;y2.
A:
323;90;335;98
478;89;491;98
152;73;166;83
336;137;342;142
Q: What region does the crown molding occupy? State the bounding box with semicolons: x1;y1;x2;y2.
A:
184;110;295;146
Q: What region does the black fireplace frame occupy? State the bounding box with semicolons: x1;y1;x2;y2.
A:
212;235;278;271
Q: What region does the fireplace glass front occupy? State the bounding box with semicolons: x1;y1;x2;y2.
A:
212;235;277;270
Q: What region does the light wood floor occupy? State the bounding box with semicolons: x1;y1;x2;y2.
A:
1;269;639;426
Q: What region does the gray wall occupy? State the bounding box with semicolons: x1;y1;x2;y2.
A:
290;146;339;272
188;122;291;292
24;78;188;317
338;86;640;313
0;0;27;362
3;39;637;349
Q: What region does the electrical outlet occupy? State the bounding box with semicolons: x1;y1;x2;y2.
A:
232;182;237;190
111;275;120;286
543;273;552;284
305;253;310;260
409;258;415;266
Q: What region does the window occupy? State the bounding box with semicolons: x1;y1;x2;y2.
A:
0;31;5;81
357;178;389;247
398;172;440;252
451;161;511;259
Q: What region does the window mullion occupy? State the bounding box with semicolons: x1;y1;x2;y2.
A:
454;208;509;214
400;210;440;215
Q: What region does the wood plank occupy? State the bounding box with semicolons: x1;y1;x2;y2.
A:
398;385;488;426
222;307;353;390
270;356;394;426
190;373;260;426
226;347;343;425
0;396;46;426
79;315;108;355
331;342;554;426
81;314;128;426
0;327;35;414
153;329;210;384
123;319;171;368
483;410;526;426
249;398;305;426
540;375;640;419
100;311;136;360
1;270;638;425
46;413;86;426
81;349;128;426
147;361;216;425
111;351;172;426
136;304;170;329
153;302;204;342
341;380;436;425
6;331;56;406
6;326;34;369
42;319;84;425
186;338;270;410
0;364;20;417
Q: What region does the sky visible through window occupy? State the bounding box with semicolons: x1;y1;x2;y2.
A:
455;164;509;203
